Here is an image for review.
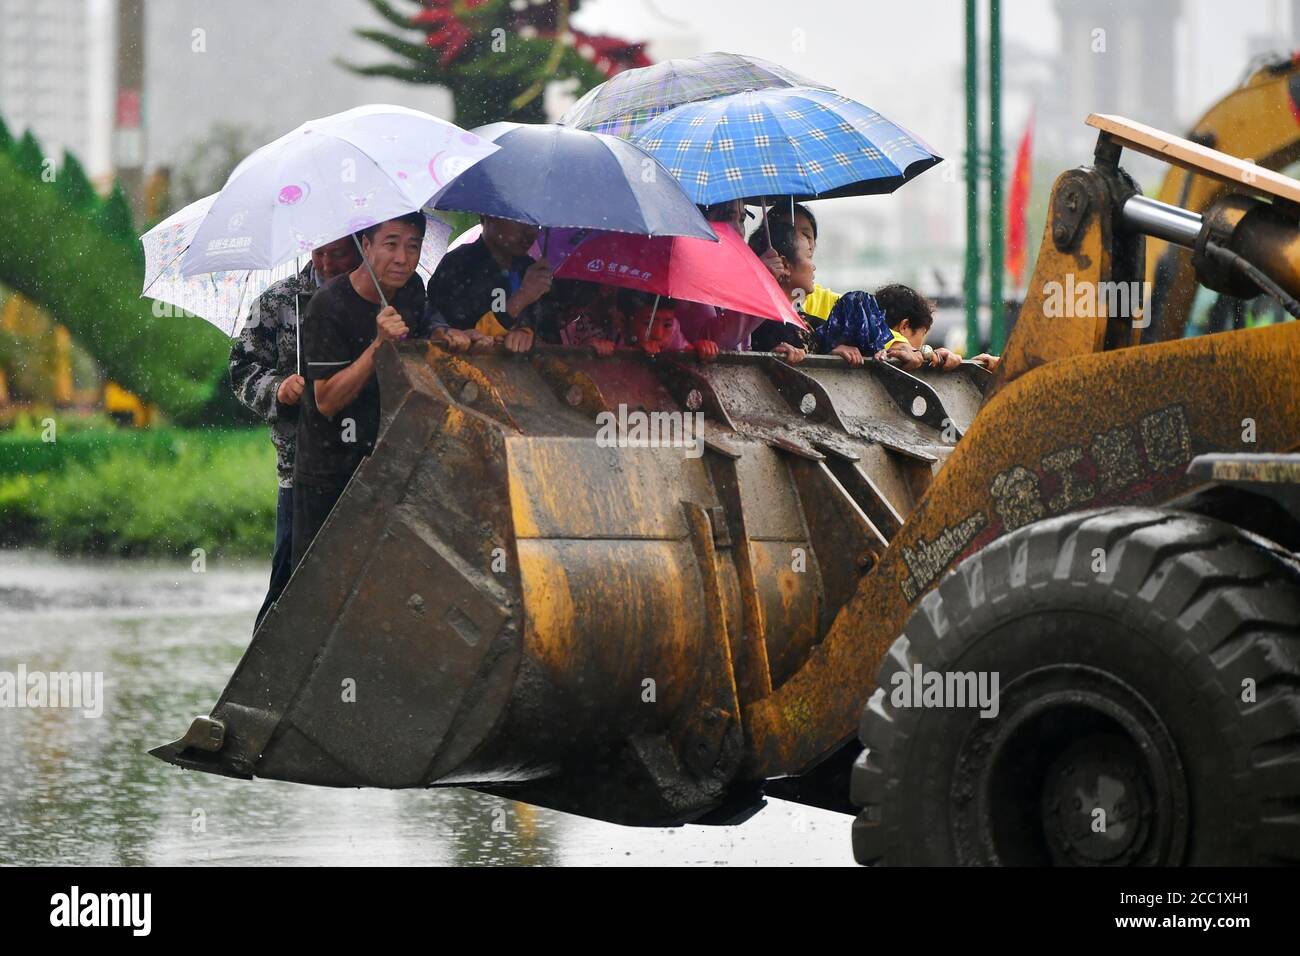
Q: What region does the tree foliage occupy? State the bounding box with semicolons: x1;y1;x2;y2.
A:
344;0;650;129
0;122;229;421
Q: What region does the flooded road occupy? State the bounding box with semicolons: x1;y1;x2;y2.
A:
0;550;853;866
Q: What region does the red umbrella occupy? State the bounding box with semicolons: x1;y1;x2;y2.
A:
553;224;806;327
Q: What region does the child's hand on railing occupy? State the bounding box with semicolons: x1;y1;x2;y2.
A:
834;344;866;366
694;340;720;363
432;328;473;353
772;342;805;364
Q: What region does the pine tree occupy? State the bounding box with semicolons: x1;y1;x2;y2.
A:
0;143;227;419
0;116;220;420
13;130;47;180
95;182;145;268
56;151;99;210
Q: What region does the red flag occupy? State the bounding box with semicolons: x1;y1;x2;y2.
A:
1006;109;1035;287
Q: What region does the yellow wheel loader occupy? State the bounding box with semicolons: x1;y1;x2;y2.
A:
154;115;1300;866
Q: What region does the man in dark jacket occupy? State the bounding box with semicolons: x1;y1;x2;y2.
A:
426;215;553;352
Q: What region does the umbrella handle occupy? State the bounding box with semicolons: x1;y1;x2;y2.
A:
351;233;390;310
295;294;301;377
644;294;659;345
762;196;772;248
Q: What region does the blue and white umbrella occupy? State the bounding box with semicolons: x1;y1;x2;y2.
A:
632;87;942;205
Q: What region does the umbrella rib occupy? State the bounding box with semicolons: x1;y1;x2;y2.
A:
540;130;560;228
307;127;426;206
602;135;660;236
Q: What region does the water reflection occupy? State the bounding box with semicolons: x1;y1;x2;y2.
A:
0;550;851;866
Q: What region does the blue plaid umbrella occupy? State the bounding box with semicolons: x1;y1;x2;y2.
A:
632;87;943;205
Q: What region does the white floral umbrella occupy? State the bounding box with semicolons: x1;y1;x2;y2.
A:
141;193;453;338
176;104;496;283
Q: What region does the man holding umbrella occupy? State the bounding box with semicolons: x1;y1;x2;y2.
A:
292;212;431;568
156;102;500;581
229;236;361;630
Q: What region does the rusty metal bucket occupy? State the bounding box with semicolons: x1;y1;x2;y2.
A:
151;341;984;825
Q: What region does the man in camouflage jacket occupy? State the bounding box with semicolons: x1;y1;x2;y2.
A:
230;238;360;629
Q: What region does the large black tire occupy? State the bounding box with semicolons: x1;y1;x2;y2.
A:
851;507;1300;865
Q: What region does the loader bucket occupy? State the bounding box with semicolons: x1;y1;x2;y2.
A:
151;340;982;825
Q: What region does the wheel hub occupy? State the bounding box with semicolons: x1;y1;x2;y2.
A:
1041;735;1153;864
950;664;1189;866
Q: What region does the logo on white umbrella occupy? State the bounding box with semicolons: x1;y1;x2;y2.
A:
205;236;253;255
277;183;310;205
430;153;474;185
347;189;377;209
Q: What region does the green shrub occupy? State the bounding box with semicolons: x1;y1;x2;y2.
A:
0;424;182;478
0;427;277;557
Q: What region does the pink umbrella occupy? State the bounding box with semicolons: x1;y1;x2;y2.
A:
553;224;805;326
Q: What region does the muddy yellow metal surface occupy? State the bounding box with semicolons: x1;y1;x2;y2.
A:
152;337;972;824
152;313;1300;824
746;320;1300;776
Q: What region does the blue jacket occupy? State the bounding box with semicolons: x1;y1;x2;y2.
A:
812;290;892;354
